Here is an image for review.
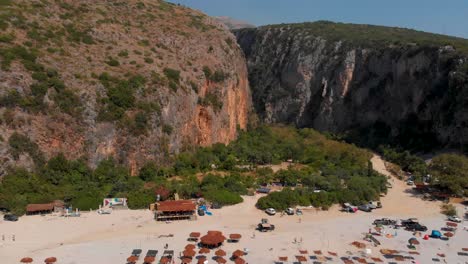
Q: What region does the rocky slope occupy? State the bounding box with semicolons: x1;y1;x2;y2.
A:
0;0;250;175
235;22;468;151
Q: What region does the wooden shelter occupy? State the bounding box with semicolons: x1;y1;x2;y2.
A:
200;231;226;248
26;200;64;215
154;200;196;221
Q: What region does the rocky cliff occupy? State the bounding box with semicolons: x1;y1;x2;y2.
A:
0;0;250;175
236;22;468;151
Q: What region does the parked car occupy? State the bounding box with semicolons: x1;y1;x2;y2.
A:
3;214;18;222
447;215;462;223
265;208;276;216
257;218;275;232
406;181;414;186
405;223;428;232
358;204;372;212
296;208;303;215
285;208;294;215
373;218;397;226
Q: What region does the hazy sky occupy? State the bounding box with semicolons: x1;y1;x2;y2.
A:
168;0;468;38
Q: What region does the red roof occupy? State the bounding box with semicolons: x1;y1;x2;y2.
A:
156;200;196;212
26;203;54;213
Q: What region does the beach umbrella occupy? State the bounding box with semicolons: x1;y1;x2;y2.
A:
371;257;383;263
299;249;308;254
20;258;33;263
216;257;227;264
185;244;196;250
314;250;322;255
159;257;170;264
199;248;210;254
144;256;155;263
189;232;201;238
463;248;468;252
229;234;242;241
181;257;193;263
44;257;57;263
215;249;226;257
127;256;138;263
328;251;338;257
408;238;419;245
232;249;244;258
295;255;307;263
444;232;454;238
197;257;207;264
234;257;246;264
278;256;288;262
183;249;196;257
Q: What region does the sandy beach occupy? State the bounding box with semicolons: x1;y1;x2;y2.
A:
1;156;466;264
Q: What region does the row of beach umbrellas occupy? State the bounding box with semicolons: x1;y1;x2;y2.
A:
20;257;56;263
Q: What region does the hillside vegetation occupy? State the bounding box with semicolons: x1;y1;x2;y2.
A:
266;21;468;54
0;0;250;174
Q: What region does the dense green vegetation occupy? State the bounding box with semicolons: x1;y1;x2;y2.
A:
266;21;468;55
0;125;390;215
6;127;465;215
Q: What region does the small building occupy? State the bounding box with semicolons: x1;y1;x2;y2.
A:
26;200;65;215
154;200;196;221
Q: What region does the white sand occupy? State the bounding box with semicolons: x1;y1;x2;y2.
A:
0;155;466;264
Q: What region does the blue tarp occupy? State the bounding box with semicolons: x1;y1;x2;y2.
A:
431;230;442;238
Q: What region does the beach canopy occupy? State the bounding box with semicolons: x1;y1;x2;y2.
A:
159;257;170;264
232;250;244;258
181;257;193;263
351;241;366;249
229;234;242;240
296;255;307;262
200;231;226;247
144;256;155;263
234;257;246;264
371;257;383;262
199;248;210;254
44;257;57;263
127;256;138;263
342;259;354;264
314;250;322;255
215;249;226;257
328;251;338;256
190;232;201;238
183;249;196;257
185;244;196;250
299;249;308;254
278;256;288;261
216;257;227;263
20;258;33;263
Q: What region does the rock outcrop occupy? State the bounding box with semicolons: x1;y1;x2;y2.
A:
0;0;250;175
236;22;468;151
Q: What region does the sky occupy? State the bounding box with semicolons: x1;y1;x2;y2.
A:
168;0;468;39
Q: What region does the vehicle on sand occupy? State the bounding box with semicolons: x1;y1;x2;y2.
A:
265;208;276;216
258;218;275;232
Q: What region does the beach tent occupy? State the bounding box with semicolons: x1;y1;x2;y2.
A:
430;230;442;238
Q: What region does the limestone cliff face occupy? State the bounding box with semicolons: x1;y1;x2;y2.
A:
0;0;250;175
236;23;468;150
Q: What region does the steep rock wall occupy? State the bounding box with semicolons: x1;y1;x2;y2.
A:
236;25;468;150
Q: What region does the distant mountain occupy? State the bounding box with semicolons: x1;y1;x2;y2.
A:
215;16;255;30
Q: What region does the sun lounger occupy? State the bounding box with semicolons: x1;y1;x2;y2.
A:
146;250;158;257
132;249;142;257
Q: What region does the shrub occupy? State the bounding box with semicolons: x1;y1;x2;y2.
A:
118;50;129;57
203;188;243;206
162;124;173;135
8;132;44;166
163;68;180;84
144;57;154;64
441;204;457;216
105;57;120;67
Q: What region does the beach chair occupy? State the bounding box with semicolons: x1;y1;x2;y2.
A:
132;249;142;257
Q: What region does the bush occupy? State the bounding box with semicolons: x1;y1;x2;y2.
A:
441;204;457;216
203;188;243;206
127;189;154;209
105;57;120;67
162;124;173;135
8;133;44;166
163;68;180;84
